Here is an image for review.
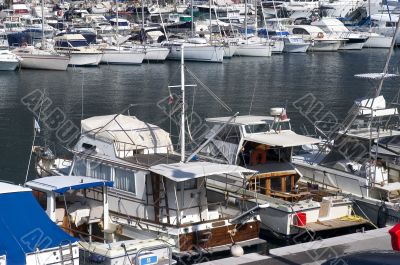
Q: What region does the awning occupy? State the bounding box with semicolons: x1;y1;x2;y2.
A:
149;162;256;182
243;131;320;147
0;185;77;265
26;176;113;194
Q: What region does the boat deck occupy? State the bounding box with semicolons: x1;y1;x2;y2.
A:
292;217;370;232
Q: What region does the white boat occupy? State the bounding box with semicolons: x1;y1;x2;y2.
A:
123;44;170;62
282;35;310;53
364;32;392;48
26;175;177;265
0;182;79;265
290;25;343;51
0;49;20;70
54;34;103;66
293;94;400;228
0;255;5;265
163;38;224;62
100;45;145;64
369;13;400;44
200;113;364;239
311;18;368;50
235;41;272;57
13;46;69;70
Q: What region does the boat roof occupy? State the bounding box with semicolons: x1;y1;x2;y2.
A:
243;131;320;147
291;25;324;33
206;115;277;126
0;182;31;194
55;33;86;40
81;114;173;152
0;186;77;264
25;175;113;194
149;161;256;182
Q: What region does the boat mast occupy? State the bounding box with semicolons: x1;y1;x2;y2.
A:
142;0;145;29
191;0;194;36
245;0;248;44
180;45;185;162
41;0;45;49
209;0;212;42
116;0;119;46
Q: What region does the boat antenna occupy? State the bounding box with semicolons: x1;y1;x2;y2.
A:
180;45;185;162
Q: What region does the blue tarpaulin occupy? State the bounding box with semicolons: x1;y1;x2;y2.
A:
0;191;77;265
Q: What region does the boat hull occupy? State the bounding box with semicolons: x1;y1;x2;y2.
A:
101;51;145;64
308;40;341;52
235;44;272;57
18;55;69;70
223;45;238;58
364;35;392;48
143;47;169;61
0;60;19;70
283;43;309;53
68;53;103;66
166;45;224;63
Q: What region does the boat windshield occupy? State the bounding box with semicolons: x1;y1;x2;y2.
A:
245;123;271;134
69;40;88;47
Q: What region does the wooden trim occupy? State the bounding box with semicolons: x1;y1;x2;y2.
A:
179;221;260;251
266;178;271;195
281;176;286;192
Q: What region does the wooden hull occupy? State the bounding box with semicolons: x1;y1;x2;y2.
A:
178;221;260;251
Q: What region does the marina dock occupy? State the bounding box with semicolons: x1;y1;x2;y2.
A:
199;227;392;264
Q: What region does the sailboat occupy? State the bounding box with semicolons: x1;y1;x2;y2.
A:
100;0;145;64
12;0;69;71
235;0;272;57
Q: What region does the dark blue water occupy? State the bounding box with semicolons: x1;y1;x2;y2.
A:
1;49;399;184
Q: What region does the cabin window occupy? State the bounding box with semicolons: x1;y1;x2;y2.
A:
179;178;197;190
245;123;271;134
114;168;136;193
386;22;396;27
292;28;309;35
216;125;241;144
89;162;112;181
73;158;87;176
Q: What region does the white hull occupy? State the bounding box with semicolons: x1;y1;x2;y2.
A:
283;43;309;53
271;40;285;53
67;53;102;66
101;51;145;64
167;45;224;62
308;40;341;51
339;40;365;50
235;44;272;57
18;55;69;70
364;35;392;48
0;60;19;70
223;45;238;58
143;47;169;61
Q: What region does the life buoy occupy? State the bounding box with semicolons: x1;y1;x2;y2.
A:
317;32;324;38
57;10;63;17
21;42;27;48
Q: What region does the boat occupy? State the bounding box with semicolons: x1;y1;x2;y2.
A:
54;34;103;66
13;45;69;70
289;25;343;51
363;32;392;48
311;18;368;50
0;49;20;70
163;38;224;62
0;182;79;264
282;35;310;53
26;175;177;265
33;48;267;259
100;45;145;64
197;112;369;240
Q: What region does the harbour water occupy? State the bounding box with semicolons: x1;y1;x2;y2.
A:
1;49;399;185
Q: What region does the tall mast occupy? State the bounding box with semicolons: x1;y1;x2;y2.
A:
116;0;119;46
142;0;145;29
191;0;194;36
41;0;45;48
245;0;248;44
209;0;212;42
254;0;257;34
180;45;185;162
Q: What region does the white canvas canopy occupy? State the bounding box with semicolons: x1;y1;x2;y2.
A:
243;131;320;147
149;162;256;182
81;114;173;152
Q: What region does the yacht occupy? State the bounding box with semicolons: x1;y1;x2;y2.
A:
282;35;310;53
293;95;400;227
289;25;344;51
54;34;103;66
235;37;273;57
369;13;400;45
198;112;366;239
0;49;20;70
163;38;224;63
311;18;368;50
0;182;79;264
100;44;145;64
13;45;69;71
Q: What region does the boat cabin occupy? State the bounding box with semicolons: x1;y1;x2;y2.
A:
26;175;114;243
203;110;320;200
